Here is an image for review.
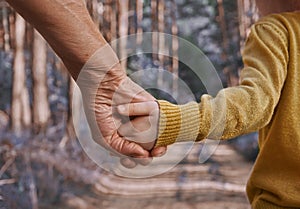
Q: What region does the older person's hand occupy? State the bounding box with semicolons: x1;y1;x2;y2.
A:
77;46;166;167
7;0;167;168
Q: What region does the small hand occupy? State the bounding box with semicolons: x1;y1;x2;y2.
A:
117;101;166;157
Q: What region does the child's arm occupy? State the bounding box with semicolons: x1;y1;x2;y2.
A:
118;16;289;148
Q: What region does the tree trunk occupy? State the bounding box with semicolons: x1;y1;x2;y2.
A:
32;29;50;133
2;6;10;51
9;9;15;49
11;14;31;135
59;76;77;148
89;0;101;29
102;0;112;42
157;0;165;88
237;0;259;50
136;0;143;45
110;0;118;51
158;0;165;64
118;0;129;70
128;1;136;35
171;0;179;96
216;0;239;86
151;0;158;61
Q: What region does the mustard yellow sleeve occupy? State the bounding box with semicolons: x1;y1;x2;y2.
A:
155;19;289;147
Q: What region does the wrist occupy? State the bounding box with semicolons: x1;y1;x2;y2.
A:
76;44;122;87
155;100;201;147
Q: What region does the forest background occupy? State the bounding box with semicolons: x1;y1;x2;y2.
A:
0;0;259;208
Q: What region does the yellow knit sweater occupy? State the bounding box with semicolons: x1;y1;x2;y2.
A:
156;12;300;209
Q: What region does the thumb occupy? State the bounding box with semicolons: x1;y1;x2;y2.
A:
117;101;158;116
151;146;167;157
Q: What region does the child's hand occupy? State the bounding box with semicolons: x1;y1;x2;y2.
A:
117;101;167;157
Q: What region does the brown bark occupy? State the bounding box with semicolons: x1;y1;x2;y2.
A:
11;14;31;134
118;0;129;69
2;6;10;51
110;0;118;50
90;0;101;28
136;0;143;45
157;0;165;64
59;76;77;148
8;9;15;49
157;0;165;87
151;0;158;61
32;29;50;133
171;0;179;95
103;0;112;42
128;0;136;35
217;0;229;51
237;0;258;50
217;0;239;86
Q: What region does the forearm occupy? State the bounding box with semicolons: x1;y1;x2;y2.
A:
156;86;279;147
156;18;288;147
7;0;108;79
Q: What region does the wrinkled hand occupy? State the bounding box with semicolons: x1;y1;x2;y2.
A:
76;45;166;167
95;66;162;156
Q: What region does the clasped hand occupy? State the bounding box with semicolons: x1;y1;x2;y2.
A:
77;45;165;168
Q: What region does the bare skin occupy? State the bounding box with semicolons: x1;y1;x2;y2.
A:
6;0;167;165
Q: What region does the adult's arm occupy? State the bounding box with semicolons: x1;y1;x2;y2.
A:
6;0;104;79
7;0;167;161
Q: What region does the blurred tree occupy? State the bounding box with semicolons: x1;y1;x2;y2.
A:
217;0;233;85
237;0;259;50
136;0;143;45
151;0;158;61
11;14;31;135
59;75;77;148
1;4;10;51
0;1;262;208
32;30;50;133
157;0;165;88
171;0;179;96
86;0;102;28
118;0;129;69
110;0;118;51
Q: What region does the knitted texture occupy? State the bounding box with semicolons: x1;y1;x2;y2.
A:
155;100;201;147
156;100;181;147
155;12;300;208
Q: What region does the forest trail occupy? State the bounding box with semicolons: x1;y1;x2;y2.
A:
42;143;253;209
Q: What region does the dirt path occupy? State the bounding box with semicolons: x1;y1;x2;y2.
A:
41;143;253;209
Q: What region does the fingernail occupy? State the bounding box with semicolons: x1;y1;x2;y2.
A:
156;151;165;157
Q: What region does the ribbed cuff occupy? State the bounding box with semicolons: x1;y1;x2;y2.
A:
155;100;201;147
253;199;292;209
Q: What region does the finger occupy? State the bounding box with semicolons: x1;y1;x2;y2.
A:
138;141;156;151
118;116;150;137
120;155;152;169
133;157;153;166
109;134;150;158
120;157;137;169
109;151;119;157
151;146;167;157
117;101;158;116
118;117;158;144
117;156;152;169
